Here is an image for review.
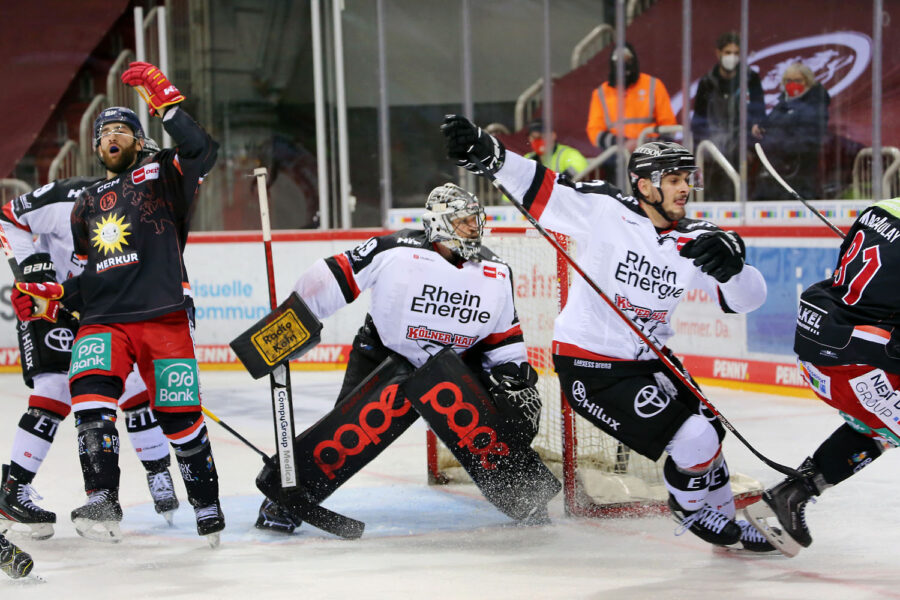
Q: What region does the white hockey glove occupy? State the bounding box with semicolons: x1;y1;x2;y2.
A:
487;362;541;443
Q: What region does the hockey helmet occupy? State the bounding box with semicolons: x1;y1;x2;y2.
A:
93;107;144;149
628;141;700;190
422;183;485;260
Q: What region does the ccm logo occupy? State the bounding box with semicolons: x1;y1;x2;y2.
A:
132;163;160;184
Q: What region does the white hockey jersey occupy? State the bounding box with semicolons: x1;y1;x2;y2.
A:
293;229;528;369
0;177;99;281
494;151;767;361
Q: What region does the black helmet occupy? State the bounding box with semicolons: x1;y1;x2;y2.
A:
628;141;698;189
93;106;144;149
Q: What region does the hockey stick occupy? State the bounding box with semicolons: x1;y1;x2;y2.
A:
471;155;801;478
754;143;845;239
253;167;300;490
200;406;365;539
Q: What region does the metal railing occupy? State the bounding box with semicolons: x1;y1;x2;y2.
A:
0;179;32;204
514;78;545;132
79;94;108;178
693;140;740;203
853;147;900;200
636;124;683;146
48;140;82;182
106;49;138;111
570;24;614;71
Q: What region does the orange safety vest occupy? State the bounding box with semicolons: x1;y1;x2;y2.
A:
586;73;677;146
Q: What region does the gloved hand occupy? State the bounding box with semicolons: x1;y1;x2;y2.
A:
441;114;506;174
121;61;185;117
11;282;64;323
487;362;541;443
19;253;56;283
679;230;745;283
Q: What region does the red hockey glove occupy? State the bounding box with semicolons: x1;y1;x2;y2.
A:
121;61;185;117
11;282;64;323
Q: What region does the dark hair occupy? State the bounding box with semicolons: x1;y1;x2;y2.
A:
528;119;544;133
716;31;740;50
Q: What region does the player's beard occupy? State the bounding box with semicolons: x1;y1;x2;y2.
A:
100;141;140;174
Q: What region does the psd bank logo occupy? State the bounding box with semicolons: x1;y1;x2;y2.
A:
671;31;872;113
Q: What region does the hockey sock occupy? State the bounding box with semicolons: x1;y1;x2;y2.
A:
172;427;219;507
811;423;885;487
697;459;734;518
124;403;171;465
74;409;121;491
663;452;723;511
9;407;64;478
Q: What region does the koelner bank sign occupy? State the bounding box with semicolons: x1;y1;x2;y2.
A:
671;31;872;114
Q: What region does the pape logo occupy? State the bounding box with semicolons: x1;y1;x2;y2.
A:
417;381;509;470
313;384;411;480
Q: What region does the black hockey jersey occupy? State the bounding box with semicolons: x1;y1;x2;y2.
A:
64;107;218;324
1;176;100;281
795;198;900;371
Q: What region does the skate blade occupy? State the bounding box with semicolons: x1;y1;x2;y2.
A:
161;510;177;527
73;518;122;543
205;531;221;549
0;519;54;541
742;504;801;558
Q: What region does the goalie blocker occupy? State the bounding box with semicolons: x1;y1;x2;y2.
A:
230;292;323;379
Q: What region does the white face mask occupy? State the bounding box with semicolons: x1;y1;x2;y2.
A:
720;54;739;71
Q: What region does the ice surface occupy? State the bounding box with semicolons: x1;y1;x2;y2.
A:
2;370;899;599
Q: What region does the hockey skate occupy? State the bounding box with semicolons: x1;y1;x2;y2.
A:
255;497;300;534
734;519;777;553
193;500;225;548
0;533;33;579
146;470;179;525
743;476;821;557
71;489;123;543
0;465;56;540
669;496;741;546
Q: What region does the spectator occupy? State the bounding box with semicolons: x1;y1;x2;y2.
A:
691;31;765;202
524;119;588;178
752;62;830;200
586;42;677;183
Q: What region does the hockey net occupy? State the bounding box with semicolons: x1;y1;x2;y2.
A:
425;226;761;517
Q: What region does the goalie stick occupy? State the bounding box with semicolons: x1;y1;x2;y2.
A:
253;167;301;489
754;142;845;239
201;406;364;539
470;154;802;479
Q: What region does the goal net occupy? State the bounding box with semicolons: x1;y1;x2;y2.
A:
425;226;761;517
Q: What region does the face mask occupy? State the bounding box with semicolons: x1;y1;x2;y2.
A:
720;54;739;72
530;138;546;156
784;81;806;98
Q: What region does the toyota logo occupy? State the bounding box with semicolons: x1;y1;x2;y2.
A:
571;380;587;402
634;385;670;418
44;327;75;352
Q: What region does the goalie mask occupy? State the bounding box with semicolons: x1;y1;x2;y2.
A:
422;183;485;260
628;141;701;222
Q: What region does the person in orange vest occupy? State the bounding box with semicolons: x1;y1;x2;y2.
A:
586;42;677;154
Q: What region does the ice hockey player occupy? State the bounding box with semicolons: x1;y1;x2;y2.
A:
441;114;774;552
11;62;223;545
0;532;32;579
0;170;180;540
745;197;900;556
254;182;549;533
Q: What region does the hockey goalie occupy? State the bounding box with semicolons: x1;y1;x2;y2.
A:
242;183;561;533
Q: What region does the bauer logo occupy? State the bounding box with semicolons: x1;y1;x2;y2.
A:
68;333;112;377
251;309;311;365
154;359;200;407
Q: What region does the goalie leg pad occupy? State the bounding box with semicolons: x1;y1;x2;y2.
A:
230;292;323;379
402;348;561;522
258;354;416;505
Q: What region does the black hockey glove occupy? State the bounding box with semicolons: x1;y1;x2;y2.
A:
18;253;56;283
679;230;745;283
441;114;506;174
487;362;541;444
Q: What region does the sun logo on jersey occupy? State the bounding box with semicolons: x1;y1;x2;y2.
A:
91;212;132;255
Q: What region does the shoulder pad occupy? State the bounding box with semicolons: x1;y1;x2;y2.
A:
10;176;101;216
346;229;429;269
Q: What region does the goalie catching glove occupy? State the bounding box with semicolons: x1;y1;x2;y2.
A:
121;61;185;117
679;230;745;283
11;281;64;323
487;362;542;445
441;114;506;174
